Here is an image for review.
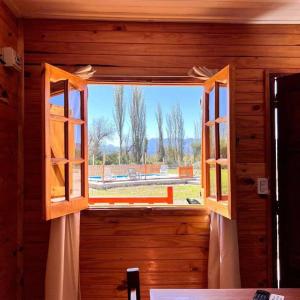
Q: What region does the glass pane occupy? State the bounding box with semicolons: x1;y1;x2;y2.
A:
70;124;82;159
209;126;215;158
69;86;81;119
219;123;228;159
50;120;65;158
219;85;228;118
70;163;82;198
209;165;216;197
208;87;215;121
50;80;66;116
221;165;229;197
50;163;66;202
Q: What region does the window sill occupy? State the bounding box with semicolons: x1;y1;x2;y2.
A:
84;204;209;215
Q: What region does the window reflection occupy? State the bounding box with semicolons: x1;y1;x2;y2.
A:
50;163;66;202
70;164;82;198
219;85;228;118
209;126;215;158
50;80;66;116
70;124;82;159
69;87;81;119
208;87;215;121
209;165;216;197
219;123;228;159
221;165;228;197
50;120;65;159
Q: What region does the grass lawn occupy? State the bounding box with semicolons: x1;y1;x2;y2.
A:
88;168;228;203
89;184;201;201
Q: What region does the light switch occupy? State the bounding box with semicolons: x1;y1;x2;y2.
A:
257;177;269;195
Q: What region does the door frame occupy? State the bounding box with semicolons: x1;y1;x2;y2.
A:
265;69;300;287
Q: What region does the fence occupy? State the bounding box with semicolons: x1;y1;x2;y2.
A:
178;166;194;178
88;164;162;177
89;186;173;205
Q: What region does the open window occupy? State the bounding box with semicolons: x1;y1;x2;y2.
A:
42;63;236;219
202;65;236;219
88;84;202;207
42;63;88;220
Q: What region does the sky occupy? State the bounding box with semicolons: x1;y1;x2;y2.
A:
88;84;203;145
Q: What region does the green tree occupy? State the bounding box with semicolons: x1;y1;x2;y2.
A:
88;118;114;165
113;86;126;165
129;87;146;164
155;104;165;162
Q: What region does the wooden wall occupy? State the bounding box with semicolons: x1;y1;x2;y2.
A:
22;19;300;299
80;209;209;299
0;1;23;299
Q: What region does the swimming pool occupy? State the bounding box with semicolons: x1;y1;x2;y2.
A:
89;173;161;181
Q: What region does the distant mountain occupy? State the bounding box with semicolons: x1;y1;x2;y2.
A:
147;138;196;155
102;138;200;155
102;143;119;153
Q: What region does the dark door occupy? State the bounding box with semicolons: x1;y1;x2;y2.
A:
277;73;300;287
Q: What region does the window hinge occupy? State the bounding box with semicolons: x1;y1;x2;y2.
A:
275;201;280;215
273;95;279;108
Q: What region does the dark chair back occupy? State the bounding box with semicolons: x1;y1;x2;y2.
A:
127;267;140;300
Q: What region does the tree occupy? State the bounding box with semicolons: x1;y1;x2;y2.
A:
129;87;146;164
166;112;175;163
88;118;114;165
123;132;132;163
175;104;185;164
155;104;165;162
192;120;201;162
166;104;185;165
113;86;126;165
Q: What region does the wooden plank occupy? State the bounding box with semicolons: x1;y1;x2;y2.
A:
23;41;300;59
80;259;208;272
22;19;300;35
82;222;209;236
236;103;264;115
80;235;209;248
23;30;300;46
23;52;300;68
80;271;207;285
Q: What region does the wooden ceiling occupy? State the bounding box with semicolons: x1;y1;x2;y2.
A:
4;0;300;23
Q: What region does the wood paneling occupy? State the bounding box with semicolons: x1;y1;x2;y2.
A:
0;1;23;299
80;209;209;300
7;0;300;24
23;19;300;299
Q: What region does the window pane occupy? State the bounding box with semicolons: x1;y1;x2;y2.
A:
209;164;216;197
50;120;65;158
209;126;215;158
219;85;228;118
70;163;82;198
70;124;82;159
50;163;66;202
50;80;66;116
208;87;215;121
219;123;228;159
69;86;81;119
221;165;229;197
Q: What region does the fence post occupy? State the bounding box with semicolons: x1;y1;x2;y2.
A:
167;186;173;204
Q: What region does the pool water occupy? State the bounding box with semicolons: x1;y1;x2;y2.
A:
89;173;161;181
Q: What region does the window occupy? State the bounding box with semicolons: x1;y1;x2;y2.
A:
42;64;235;219
88;85;202;206
202;65;236;219
42;63;88;220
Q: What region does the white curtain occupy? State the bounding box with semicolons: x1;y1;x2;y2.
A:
45;212;81;300
208;212;241;288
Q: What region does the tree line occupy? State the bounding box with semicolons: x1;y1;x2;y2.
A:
88;86;202;165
